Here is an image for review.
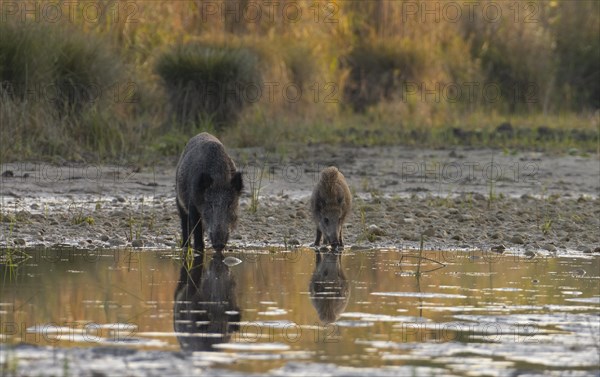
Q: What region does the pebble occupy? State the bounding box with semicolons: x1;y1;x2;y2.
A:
473;193;486;201
367;224;386;236
16;211;31;221
509;235;525;244
100;235;109;242
542;244;557;252
13;238;26;246
0;214;14;223
131;239;144;248
223;256;242;267
422;227;435;237
402;233;420;241
108;239;126;246
491;245;506;253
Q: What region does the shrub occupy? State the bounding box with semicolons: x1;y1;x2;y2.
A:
281;42;316;90
52;34;122;114
463;5;555;113
0;23;47;99
341;39;426;112
0;22;122;114
156;43;262;130
550;1;600;110
0;22;134;160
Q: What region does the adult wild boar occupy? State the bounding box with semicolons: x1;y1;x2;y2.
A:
311;166;352;248
176;132;243;252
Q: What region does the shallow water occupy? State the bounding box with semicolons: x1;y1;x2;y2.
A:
1;247;599;376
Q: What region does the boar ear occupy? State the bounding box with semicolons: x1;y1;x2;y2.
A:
231;172;243;193
198;173;213;192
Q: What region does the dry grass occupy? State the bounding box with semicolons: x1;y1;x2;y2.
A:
1;1;598;162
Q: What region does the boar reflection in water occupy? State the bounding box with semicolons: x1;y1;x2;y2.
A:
173;253;240;351
310;250;350;324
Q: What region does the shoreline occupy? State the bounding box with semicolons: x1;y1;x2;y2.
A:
1;146;598;254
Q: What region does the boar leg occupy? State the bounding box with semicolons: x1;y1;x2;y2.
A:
177;202;190;249
314;228;322;246
339;228;344;248
189;205;205;252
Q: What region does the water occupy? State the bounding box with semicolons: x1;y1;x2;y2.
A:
1;247;599;376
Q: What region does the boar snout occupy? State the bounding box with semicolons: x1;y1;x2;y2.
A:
325;233;340;247
209;230;228;252
206;212;230;252
321;215;342;247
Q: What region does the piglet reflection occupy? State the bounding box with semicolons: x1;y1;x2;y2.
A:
173;252;240;351
309;250;350;324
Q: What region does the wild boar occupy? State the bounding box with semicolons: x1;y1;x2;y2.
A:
175;132;243;252
310;166;352;248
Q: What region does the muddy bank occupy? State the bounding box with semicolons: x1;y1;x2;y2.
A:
1;146;598;254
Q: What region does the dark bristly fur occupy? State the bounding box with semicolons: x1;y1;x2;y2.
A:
175;132;243;252
310;166;352;248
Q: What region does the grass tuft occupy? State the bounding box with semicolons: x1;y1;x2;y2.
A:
341;38;426;112
156;43;262;130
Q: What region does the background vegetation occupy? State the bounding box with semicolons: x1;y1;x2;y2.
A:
0;0;598;162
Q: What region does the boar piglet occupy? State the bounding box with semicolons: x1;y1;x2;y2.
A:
176;132;243;252
310;166;352;248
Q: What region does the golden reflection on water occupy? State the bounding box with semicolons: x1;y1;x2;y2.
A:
1;247;598;372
